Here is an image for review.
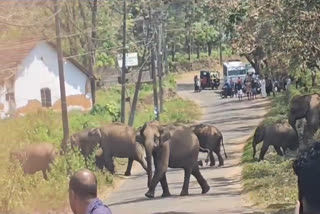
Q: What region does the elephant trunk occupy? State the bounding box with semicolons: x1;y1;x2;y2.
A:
288;114;297;132
146;155;152;188
252;126;264;159
252;140;258;160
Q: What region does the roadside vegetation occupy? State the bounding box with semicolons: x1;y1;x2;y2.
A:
242;85;320;213
0;74;201;213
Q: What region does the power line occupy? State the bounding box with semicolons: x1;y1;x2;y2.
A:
0;0;66;28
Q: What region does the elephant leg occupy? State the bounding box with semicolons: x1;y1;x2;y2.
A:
160;174;171;197
124;158;133;176
145;145;169;198
42;170;48;180
258;144;269;161
274;145;283;156
282;147;287;156
215;151;224;167
198;160;203;167
209;151;216;167
192;166;210;194
180;168;192;196
104;154;115;174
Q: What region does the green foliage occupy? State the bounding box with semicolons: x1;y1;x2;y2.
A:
91;103;120;122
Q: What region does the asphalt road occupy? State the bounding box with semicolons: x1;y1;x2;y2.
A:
105;78;270;214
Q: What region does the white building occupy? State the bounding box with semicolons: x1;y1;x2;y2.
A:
0;39;95;118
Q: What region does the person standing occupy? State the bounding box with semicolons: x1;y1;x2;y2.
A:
260;77;267;98
69;169;112;214
252;77;258;100
235;77;243;101
246;76;253;100
293;142;320;214
229;77;235;92
265;76;273;96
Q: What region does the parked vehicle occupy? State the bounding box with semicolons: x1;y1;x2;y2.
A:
223;60;247;84
211;71;220;90
200;70;220;90
220;84;234;98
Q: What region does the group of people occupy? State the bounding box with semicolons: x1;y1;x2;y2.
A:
223;74;286;101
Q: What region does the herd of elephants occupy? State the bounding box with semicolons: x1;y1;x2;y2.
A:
9;93;320;198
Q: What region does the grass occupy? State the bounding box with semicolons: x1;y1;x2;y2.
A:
241;87;306;212
0;74;200;213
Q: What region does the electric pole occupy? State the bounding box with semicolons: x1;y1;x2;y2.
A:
158;23;164;113
219;24;223;65
120;0;127;123
54;0;69;143
150;6;160;121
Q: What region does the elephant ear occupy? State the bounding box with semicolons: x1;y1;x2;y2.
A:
160;128;171;144
254;124;265;143
88;128;102;144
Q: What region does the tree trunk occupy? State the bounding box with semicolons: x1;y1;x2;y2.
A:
196;45;200;59
208;42;212;56
312;71;317;87
171;42;175;62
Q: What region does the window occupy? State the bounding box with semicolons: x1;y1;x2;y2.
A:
5;93;14;101
40;88;52;107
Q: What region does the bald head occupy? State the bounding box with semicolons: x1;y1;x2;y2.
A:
69;169;97;200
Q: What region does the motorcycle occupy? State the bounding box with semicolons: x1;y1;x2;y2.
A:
220;86;234;98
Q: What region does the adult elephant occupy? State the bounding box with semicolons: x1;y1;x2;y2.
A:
190;124;227;167
88;123;147;175
139;121;210;198
252;123;299;161
10;143;57;180
288;94;320;144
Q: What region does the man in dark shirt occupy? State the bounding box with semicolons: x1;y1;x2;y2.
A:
69;169;112;214
293;142;320;214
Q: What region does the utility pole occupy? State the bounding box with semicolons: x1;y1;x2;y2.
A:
54;0;69;143
158;23;164;113
219;24;223;65
120;0;127;123
150;6;160;121
89;0;98;105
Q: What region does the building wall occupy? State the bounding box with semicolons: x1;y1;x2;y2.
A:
13;42;92;116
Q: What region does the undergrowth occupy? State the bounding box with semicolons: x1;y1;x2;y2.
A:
0;74;200;213
241;86;320;212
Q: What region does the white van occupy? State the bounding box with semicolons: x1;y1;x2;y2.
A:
223;60;247;84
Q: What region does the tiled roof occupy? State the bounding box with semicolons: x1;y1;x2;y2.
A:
0;38;95;80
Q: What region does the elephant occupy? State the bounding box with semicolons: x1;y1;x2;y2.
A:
66;129;106;170
288;94;320;144
252;123;299;161
68;129;100;158
139;121;210;198
88;123;147;175
10;143;57;180
190;124;227;167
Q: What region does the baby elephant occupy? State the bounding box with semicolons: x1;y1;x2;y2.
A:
191;124;227;166
10;143;57;180
252;123;299;161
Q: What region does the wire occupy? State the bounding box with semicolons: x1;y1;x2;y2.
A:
0;0;66;28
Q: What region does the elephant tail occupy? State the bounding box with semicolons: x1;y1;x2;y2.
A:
221;136;228;159
199;147;210;153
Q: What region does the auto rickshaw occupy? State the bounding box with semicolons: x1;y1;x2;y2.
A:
211;71;220;90
200;70;220;90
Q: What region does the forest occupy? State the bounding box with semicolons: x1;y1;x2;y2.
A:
1;0;319;85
